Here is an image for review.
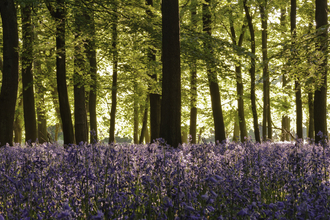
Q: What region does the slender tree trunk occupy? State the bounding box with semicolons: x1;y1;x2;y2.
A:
74;1;88;144
84;3;98;143
0;0;19;146
160;0;182;147
46;0;75;145
260;1;271;140
233;111;239;142
280;8;291;141
146;0;161;142
140;96;149;144
314;0;327;143
21;4;37;143
229;9;247;142
308;92;315;140
203;0;226;143
243;0;260;142
34;59;48;143
14;97;23;144
189;0;198;144
290;0;302;139
134;83;139;144
109;2;118;144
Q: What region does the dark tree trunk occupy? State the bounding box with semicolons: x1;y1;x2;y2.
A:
21;4;37;143
280;7;291;141
236;66;248;141
35;59;48;143
189;0;198;144
74;1;88;144
203;0;226;143
291;0;302;139
233;111;239;142
14;97;23;144
243;0;260;142
146;0;161;142
0;0;19;146
134;85;139;144
308;92;315;140
229;15;247;142
314;0;327;143
84;2;98;143
109;2;118;144
160;0;182;147
46;0;75;145
260;1;271;141
140;96;149;144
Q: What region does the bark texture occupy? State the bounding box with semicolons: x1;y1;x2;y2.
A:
159;0;182;147
0;0;19;146
46;0;75;145
203;0;226;143
314;0;327;143
109;1;118;143
22;4;37;143
243;0;261;142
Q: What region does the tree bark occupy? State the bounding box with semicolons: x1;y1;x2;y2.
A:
203;0;226;143
280;7;291;141
308;92;315;140
21;4;37;143
160;0;182;147
290;0;302;139
46;0;75;145
146;0;161;142
243;0;260;142
189;0;198;144
233;111;239;142
260;1;271;141
109;1;118;144
140;96;149;144
84;1;98;143
0;0;19;146
314;0;327;143
229;14;247;142
14;96;23;144
74;0;88;144
35;59;48;143
134;83;139;144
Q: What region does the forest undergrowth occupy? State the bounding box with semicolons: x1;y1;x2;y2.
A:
0;139;330;219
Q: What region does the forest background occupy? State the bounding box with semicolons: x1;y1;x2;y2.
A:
0;0;328;147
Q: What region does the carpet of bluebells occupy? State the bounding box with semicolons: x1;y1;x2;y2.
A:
1;139;330;220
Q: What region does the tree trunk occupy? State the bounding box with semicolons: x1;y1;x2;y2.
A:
74;1;88;144
243;0;261;142
46;0;75;145
229;8;248;142
160;0;182;147
134;83;139;144
233;111;240;142
290;0;302;139
21;4;37;143
146;0;161;142
34;58;48;143
280;7;291;142
314;0;327;143
203;0;226;143
109;1;118;144
14;97;23;144
84;2;98;143
0;0;19;146
189;0;198;144
140;96;149;144
260;1;271;141
308;92;315;140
